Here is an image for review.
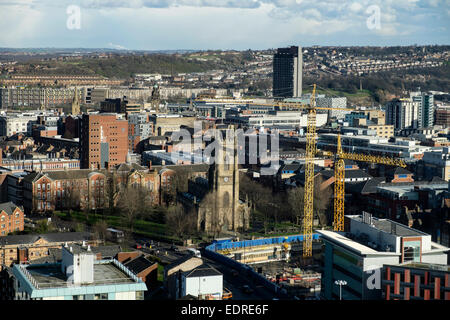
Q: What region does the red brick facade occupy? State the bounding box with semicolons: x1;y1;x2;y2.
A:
384;264;450;300
0;204;24;236
80;114;128;170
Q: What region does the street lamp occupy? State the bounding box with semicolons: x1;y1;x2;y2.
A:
334;280;347;300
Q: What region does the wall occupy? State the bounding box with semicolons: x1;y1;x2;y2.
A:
115;291;136;300
184;275;223;299
421;253;448;265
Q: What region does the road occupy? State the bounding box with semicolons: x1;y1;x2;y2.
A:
200;253;279;300
131;236;304;300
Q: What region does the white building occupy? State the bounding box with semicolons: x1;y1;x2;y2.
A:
386;98;421;130
318;133;432;160
316;97;349;119
241;111;328;129
422;147;450;181
0;114;38;136
181;265;223;300
12;244;147;300
318;213;449;300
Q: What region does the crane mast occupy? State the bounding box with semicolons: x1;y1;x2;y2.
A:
302;84;317;258
333;133;345;231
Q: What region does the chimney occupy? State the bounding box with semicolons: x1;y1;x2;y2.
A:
70;247;73;253
82;241;86;247
148;160;152;170
87;245;91;252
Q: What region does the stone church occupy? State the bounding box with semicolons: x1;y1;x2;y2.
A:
178;127;251;235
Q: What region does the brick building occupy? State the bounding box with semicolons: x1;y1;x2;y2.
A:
383;262;450;300
21;163;209;214
0;202;24;236
80;113;128;170
435;106;450;127
0;232;98;269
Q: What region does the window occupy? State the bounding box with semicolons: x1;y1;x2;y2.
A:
94;293;108;300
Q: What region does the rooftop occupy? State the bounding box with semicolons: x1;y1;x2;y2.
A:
316;230;384;256
0;232;92;246
20;260;138;289
349;215;426;237
184;264;222;278
391;262;450;272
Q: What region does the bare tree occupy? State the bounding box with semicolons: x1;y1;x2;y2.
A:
117;185;150;233
166;204;197;239
198;191;222;238
287;176;332;228
288;186;305;225
93;220;108;243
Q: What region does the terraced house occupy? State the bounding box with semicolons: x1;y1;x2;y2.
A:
0;202;24;236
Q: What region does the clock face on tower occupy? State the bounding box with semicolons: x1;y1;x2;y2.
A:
223;177;229;182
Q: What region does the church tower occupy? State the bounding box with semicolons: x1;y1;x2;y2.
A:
71;87;81;115
197;125;250;235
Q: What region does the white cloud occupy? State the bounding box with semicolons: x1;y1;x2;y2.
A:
0;0;448;48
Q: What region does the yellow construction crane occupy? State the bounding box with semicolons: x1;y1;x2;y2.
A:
194;88;355;258
302;84;317;258
332;133;407;231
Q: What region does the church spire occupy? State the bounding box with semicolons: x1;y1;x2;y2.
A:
71;87;81;115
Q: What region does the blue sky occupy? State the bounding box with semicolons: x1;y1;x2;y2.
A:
0;0;449;50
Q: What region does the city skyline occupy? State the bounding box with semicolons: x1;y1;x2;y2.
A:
0;0;449;50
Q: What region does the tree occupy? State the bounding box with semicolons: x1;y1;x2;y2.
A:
93;220;108;243
117;185;150;233
287;176;332;228
166;204;197;239
198;191;221;238
163;168;190;206
288;186;305;225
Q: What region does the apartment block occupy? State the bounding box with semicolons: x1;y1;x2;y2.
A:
80;113;128;169
273;46;303;98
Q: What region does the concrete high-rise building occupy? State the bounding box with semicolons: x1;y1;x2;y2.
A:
421;93;434;127
410;91;434;128
80;114;128;169
385;98;421;130
386;92;435;131
273;46;303;98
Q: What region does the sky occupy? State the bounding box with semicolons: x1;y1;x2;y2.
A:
0;0;449;50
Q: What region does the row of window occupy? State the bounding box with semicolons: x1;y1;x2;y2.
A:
0;212;20;221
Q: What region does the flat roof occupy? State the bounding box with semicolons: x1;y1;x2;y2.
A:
350;215;426;237
316;230;386;256
390;262;450;272
24;261;136;289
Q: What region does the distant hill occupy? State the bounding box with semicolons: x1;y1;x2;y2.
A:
3;51;255;78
